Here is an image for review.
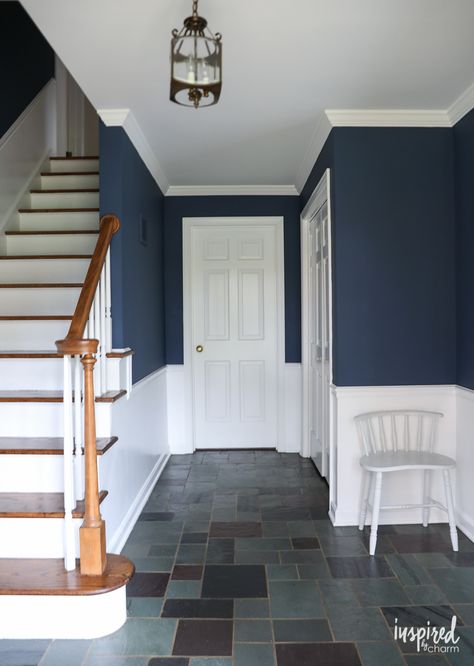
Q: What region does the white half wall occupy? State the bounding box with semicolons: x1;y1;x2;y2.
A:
166;363;302;454
455;386;474;542
330;384;457;527
0;79;56;238
102;367;170;553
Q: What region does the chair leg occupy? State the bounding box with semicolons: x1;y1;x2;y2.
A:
359;470;372;530
369;472;383;556
422;469;431;528
443;468;458;552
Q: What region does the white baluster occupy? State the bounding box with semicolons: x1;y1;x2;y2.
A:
100;267;107;392
73;354;84;502
105;248;112;352
94;290;101;396
63;354;76;571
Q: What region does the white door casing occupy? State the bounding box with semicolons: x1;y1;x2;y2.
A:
183;217;285;450
301;170;333;479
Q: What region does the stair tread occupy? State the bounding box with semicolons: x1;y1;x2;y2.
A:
41;172;99;176
18;209;99;214
0;315;72;320
0;283;82;288
0;490;108;518
6;229;99;235
0;554;133;596
0;350;62;357
30;189;99;194
0;255;92;260
50;156;99;160
0;390;126;403
0;436;117;455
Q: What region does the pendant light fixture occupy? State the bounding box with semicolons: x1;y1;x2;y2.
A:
170;0;222;109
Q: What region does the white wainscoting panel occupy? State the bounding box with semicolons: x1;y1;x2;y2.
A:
330;384;457;527
455;386;474;542
101;367;170;553
0;80;56;238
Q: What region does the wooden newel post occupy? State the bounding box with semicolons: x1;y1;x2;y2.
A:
80;344;107;575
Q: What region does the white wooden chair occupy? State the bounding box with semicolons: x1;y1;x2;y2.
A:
355;410;458;556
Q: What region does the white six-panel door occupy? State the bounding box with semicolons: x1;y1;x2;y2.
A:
186;219;283;449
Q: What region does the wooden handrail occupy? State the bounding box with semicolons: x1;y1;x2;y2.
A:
55;214;120;355
55;213;120;576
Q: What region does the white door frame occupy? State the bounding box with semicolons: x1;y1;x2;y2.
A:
182;216;286;452
300;169;334;461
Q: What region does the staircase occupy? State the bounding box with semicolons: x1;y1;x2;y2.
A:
0;156;134;639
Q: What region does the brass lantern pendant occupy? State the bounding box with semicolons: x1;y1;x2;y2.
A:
170;0;222;109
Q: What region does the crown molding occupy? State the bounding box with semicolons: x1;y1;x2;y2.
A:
447;82;474;126
294;112;332;195
166;184;298;197
325;109;451;127
97;108;169;194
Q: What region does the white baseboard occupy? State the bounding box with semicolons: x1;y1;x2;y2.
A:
108;452;170;554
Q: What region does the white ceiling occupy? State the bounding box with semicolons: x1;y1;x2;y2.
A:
20;0;474;191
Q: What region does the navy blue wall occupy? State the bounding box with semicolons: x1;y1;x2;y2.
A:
100;125;166;382
454;109;474;390
163;196;301;364
0;2;54;137
301;127;456;387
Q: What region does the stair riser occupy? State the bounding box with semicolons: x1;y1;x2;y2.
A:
7;234;98;255
0;359;63;389
0;320;70;349
0;258;90;283
19;211;99;232
0;288;81;316
0;519;80;558
0;402;111;437
29;191;99;209
49;158;99;173
40;174;99;190
0;455;104;492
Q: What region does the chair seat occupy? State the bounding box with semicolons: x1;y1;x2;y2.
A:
360;450;456;472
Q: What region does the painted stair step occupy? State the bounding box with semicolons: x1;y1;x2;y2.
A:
18;210;99;231
29;190;100;209
0;257;90;283
0;554;133;596
0;319;72;350
0;436;117;455
48;157;99;174
6;230;99;255
0;490;108;518
40;173;99;190
0;390;127;403
0;286;82;316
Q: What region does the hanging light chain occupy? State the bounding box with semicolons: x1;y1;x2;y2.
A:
192;0;199;17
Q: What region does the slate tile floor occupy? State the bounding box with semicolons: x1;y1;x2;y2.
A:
3;451;474;665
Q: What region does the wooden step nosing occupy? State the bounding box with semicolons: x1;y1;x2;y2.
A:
0;255;93;260
0;490;108;519
50;156;99;160
0;390;126;402
30;189;100;194
6;230;100;236
41;171;100;177
18;208;100;214
0;350;62;358
0;315;72;321
0;283;83;289
0;436;118;456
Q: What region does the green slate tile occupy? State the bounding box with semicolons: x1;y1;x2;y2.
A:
386;554;432;586
318;579;361;607
280;550;324;564
428;568;474;602
404;585;449;604
269;580;325;618
234;643;275;666
454;604;474;625
287;521;317;537
351;579;410;606
357;641;405;666
190;660;233;666
235;538;291;550
84;658;148;666
166;580;201;598
327;606;391;641
133;557;175;572
36;640;91;666
445;626;474;665
235;599;270;618
235;551;280;564
273;619;332;642
234;620;273;642
266;564;298;580
127;598;164;617
89;618;177;656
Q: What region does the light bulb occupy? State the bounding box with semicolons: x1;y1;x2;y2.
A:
187;57;195;83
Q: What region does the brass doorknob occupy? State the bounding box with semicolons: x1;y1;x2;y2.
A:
196;345;204;353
